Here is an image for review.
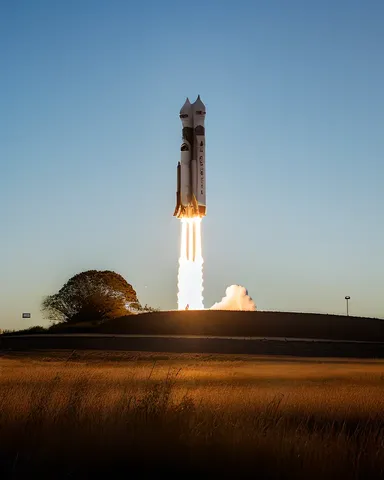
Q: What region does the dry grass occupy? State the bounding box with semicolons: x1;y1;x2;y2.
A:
1;351;384;478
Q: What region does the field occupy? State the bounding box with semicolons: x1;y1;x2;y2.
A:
1;351;383;478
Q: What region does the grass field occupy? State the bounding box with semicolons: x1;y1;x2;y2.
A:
1;351;384;478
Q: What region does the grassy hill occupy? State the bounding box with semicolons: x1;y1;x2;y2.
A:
3;311;383;342
96;310;383;341
12;310;377;342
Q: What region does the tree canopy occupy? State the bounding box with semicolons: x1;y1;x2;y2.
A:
41;270;141;324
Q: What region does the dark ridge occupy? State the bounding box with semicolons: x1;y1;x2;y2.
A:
69;310;383;342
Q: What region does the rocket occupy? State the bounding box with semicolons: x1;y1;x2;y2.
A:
173;95;206;218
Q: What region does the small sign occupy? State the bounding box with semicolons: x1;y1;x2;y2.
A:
22;313;31;319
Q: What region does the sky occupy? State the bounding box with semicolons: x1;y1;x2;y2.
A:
1;0;383;330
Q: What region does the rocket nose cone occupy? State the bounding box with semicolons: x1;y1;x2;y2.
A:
180;97;192;115
193;95;206;112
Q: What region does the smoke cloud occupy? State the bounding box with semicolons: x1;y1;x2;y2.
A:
210;285;256;311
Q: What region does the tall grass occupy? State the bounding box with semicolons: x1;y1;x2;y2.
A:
0;353;383;478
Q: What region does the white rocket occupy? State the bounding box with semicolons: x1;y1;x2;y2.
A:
173;95;206;218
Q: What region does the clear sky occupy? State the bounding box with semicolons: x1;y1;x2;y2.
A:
1;0;383;330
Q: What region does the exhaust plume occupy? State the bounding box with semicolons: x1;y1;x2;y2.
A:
177;217;204;310
210;285;256;311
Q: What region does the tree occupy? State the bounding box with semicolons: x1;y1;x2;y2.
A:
41;270;141;324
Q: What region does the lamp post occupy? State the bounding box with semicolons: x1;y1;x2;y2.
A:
345;296;350;316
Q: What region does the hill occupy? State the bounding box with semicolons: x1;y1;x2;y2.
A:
44;310;384;342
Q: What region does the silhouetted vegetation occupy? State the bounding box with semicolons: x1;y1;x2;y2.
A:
1;325;48;336
0;352;383;479
138;303;161;313
41;270;140;324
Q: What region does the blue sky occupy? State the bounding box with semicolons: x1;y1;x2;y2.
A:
1;0;383;329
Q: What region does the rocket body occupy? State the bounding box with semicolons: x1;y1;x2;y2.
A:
173;96;206;218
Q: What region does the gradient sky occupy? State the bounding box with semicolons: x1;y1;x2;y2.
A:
1;0;383;330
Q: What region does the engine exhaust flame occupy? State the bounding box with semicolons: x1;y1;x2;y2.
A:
177;217;204;310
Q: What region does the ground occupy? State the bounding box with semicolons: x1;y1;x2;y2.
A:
0;350;383;478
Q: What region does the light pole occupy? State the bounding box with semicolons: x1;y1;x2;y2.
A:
345;296;350;316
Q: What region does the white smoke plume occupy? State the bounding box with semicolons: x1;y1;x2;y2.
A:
210;285;256;311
